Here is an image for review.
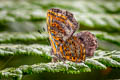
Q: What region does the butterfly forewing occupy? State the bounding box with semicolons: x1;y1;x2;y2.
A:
47;8;78;41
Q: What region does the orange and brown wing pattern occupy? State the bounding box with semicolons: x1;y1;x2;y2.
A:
59;36;86;62
47;8;78;41
47;8;97;63
47;8;79;55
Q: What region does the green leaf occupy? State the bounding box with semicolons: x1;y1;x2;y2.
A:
0;32;49;44
96;57;120;67
85;59;106;69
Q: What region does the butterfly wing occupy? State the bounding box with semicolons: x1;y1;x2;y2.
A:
75;31;98;57
47;8;78;41
47;8;78;55
60;31;97;62
47;8;97;62
59;36;86;62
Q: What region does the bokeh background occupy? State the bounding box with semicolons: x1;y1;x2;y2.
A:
0;0;120;80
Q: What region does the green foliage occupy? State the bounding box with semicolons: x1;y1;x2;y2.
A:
85;59;107;69
0;32;120;50
77;14;120;32
111;55;120;62
0;0;120;80
0;44;120;80
0;32;49;44
1;1;120;32
91;31;120;46
0;62;90;80
0;44;51;59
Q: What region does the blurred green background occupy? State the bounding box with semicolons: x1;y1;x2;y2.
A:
0;0;120;80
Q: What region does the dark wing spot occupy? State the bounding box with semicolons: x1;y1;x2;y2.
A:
79;37;84;41
73;57;75;59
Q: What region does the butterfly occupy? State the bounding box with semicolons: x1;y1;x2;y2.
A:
47;8;97;62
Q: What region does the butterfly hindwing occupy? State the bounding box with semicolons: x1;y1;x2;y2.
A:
59;36;86;62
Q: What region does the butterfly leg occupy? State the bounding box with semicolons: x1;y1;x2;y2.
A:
52;56;58;63
50;49;59;62
57;54;66;63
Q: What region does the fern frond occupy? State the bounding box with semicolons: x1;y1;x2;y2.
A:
0;44;51;59
0;0;120;80
76;14;120;32
0;32;120;48
0;68;22;80
0;54;120;80
0;44;120;79
43;0;120;13
1;13;120;32
1;1;120;32
0;32;49;44
1;0;120;15
0;44;120;68
91;31;120;46
85;59;107;69
0;62;90;80
96;57;120;67
111;55;120;63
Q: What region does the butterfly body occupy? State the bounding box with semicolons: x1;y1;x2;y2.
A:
47;8;97;62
